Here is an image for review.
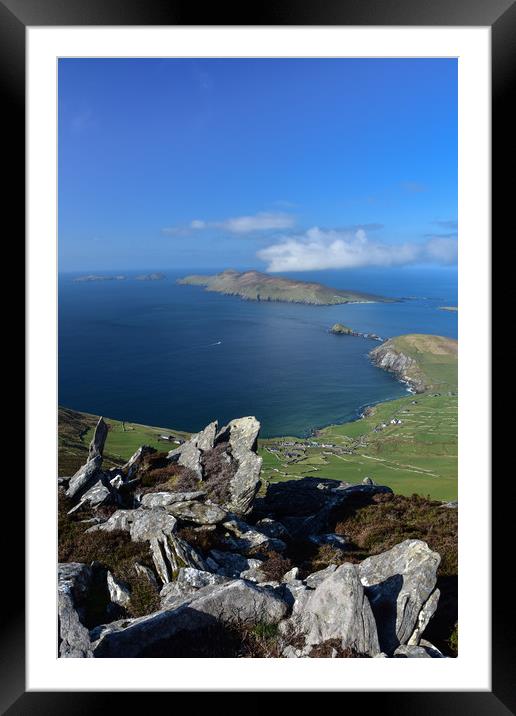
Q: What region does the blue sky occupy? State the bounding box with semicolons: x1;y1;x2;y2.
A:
58;58;457;273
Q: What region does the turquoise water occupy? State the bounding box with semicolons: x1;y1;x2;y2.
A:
58;267;457;437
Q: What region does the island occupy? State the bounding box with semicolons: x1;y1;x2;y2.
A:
330;323;382;341
178;269;395;306
135;272;166;281
74;274;127;282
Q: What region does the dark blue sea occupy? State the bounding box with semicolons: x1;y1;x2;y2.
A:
58;267;457;437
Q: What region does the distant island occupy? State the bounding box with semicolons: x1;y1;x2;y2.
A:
74;274;127;282
178;269;395;306
330;323;382;341
438;306;458;312
74;273;165;283
135;272;166;281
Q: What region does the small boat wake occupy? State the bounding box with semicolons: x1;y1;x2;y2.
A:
208;340;222;346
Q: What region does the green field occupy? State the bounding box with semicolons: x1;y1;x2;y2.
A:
58;407;190;476
258;334;458;501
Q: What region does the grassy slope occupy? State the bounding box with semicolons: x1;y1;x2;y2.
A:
58;407;189;476
258;334;458;501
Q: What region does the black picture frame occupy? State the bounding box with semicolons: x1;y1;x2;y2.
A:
5;0;508;710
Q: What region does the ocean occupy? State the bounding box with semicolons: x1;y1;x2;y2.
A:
58;267;457;438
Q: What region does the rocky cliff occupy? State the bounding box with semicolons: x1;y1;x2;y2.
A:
369;334;458;393
58;415;456;659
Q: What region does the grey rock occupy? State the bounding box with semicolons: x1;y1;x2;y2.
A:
225;451;263;516
394;644;444;658
169;440;203;480
195;420;218;451
297;563;380;656
122;445;156;479
419;639;446;657
441;500;458;509
129;508;178;542
150;532;209;584
221;516;286;554
140;491;205;508
92;580;288;658
408;588;440;646
160;568;229;608
58;563;93;658
86;509;134;534
88;416;108;460
358;539;440;654
282;567;300;583
209;549;262;578
255;518;291;541
66;455;103;501
107;571;131;608
308;533;351;549
216;415;260;457
304;564;337;589
68;477;114;514
165;500;227;525
240;567;268;583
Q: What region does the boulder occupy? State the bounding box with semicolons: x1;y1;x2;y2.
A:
122;445;156;479
165;500;227;525
91;580;289;658
168;440;203;480
195;420;218;451
128;508;177;542
216;416;260;457
221;516;286;554
150;533;209;584
308;533;351;549
296;563;380;656
88;416;108;460
160;568;229;608
406;587;440;645
140;491;205;508
68;476;115;514
358;539;440;654
304;564;337;589
58;563;93;658
209;549;263;578
394;642;445;658
254;518;291;541
66;455;103;501
86;509;134;534
107;571;131;608
225;451;262;516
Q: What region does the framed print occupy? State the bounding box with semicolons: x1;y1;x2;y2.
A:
4;0;510;709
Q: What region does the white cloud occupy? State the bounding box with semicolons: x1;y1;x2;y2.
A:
219;212;295;233
162;211;295;236
257;227;457;272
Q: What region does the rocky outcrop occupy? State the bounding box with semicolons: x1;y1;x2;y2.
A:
66;455;103;501
91;580;289;657
58;563;93;658
59;416;449;659
294;563;380;656
88;416;108;460
369;342;425;392
165;501;227;525
358;540;440;654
